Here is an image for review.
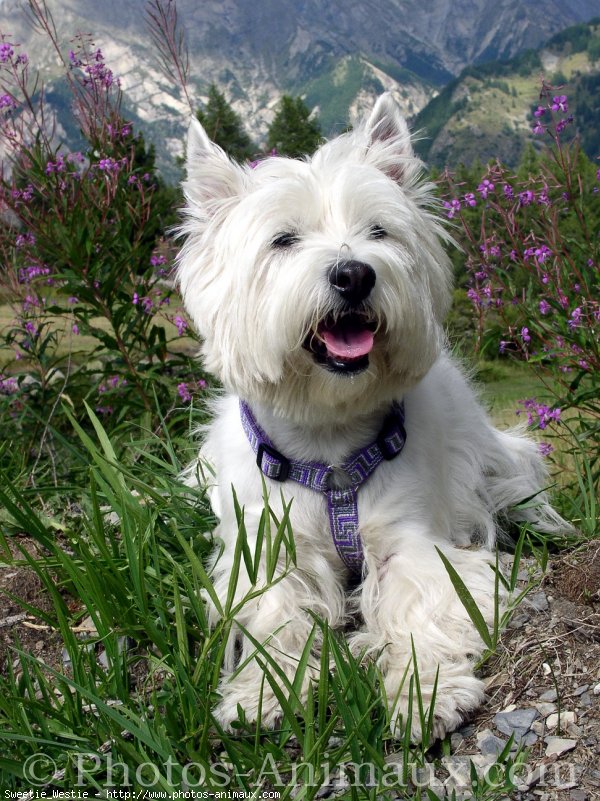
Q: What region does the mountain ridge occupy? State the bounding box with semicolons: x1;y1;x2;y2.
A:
1;1;599;178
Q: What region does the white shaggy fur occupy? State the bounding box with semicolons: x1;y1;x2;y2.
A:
177;94;566;739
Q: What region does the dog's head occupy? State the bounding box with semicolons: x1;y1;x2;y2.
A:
177;93;453;423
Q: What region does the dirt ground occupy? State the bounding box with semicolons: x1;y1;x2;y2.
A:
1;537;598;798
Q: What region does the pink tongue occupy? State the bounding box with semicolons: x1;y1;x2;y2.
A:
322;326;374;359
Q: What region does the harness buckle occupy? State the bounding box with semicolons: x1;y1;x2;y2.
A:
256;442;291;482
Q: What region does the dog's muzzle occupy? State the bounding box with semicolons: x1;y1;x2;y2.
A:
303;260;377;375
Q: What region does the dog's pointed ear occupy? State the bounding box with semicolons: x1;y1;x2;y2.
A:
364;93;416;184
184;117;246;209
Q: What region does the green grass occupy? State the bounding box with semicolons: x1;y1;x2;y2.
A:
0;401;539;798
0;364;594;797
475;359;558;425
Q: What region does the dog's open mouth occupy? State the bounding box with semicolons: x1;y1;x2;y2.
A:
303;312;376;374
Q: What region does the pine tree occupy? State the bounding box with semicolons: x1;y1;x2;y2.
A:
196;85;255;162
517;142;540;180
267;96;322;158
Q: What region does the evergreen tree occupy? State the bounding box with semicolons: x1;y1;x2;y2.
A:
196;85;255;162
517;142;540;179
267;96;322;158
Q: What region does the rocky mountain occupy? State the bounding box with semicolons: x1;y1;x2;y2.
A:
414;19;600;168
0;0;599;178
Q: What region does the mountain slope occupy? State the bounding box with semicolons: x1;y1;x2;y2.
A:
413;18;600;168
1;0;599;178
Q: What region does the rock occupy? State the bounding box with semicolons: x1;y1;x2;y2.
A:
494;708;539;736
535;701;557;716
450;732;464;750
592;682;600;696
476;728;507;756
545;737;577;757
531;720;546;735
507;612;529;628
525;590;548;611
572;684;589;696
539;689;558;702
569;791;587;801
458;724;475;737
579;692;592;706
546;710;576;729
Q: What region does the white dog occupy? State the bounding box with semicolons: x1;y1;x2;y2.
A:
177;94;564;739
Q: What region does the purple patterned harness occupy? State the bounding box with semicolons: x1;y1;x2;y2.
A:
239;400;407;574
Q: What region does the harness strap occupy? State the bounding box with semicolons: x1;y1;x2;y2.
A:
239;400;406;574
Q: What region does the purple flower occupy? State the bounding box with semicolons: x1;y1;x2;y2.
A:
555;116;573;134
174;315;188;336
132;292;139;305
45;154;66;175
535;245;552;263
178;382;192;403
72;324;79;335
98;158;116;172
467;288;480;305
18;265;51;284
15;232;35;248
532;122;545;135
66;151;85;164
477;179;494;199
463;193;476;207
539;300;551;315
568;307;582;329
518;190;535;206
0;374;19;395
443;199;462;219
150;253;167;267
0;43;14;62
537;188;550;206
503;184;514;200
517;399;561;429
538;442;553;457
141;296;154;315
520;327;531;344
0;93;16;110
551;95;568;113
533;106;546;118
24;321;38;338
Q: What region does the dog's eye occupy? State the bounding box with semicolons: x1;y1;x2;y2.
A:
369;224;387;240
272;232;300;248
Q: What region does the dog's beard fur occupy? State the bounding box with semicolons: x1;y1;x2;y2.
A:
177;96;452;424
177;94;569;739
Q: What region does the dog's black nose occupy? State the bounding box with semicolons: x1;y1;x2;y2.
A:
328;260;376;305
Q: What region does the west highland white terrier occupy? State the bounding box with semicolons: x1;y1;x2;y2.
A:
177;93;565;739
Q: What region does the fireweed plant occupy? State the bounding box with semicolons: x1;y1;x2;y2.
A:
439;82;599;527
0;4;202;482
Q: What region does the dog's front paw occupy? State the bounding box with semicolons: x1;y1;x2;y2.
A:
386;670;486;742
214;671;284;732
